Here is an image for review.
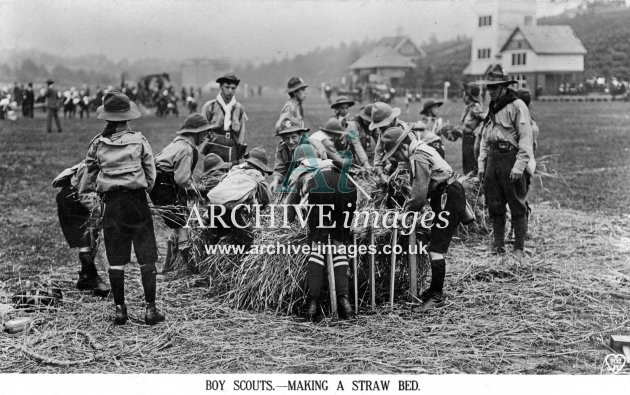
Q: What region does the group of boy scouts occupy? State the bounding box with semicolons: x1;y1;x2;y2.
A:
53;64;536;325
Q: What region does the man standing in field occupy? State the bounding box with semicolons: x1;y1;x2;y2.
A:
446;83;485;175
477;65;535;260
199;73;248;164
45;79;62;133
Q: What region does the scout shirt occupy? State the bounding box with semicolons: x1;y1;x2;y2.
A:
271;136;317;186
477;97;534;176
404;140;454;212
82;125;156;194
461;102;485;135
200;97;247;142
154;134;199;190
276;98;304;130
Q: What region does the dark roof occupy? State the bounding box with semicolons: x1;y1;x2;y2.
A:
348;36;423;70
500;26;587;55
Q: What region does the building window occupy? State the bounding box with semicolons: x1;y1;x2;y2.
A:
478;15;492;27
512;52;527;65
478;48;491;59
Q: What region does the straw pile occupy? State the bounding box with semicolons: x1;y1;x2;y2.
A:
1;207;628;373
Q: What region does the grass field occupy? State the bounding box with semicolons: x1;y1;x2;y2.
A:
0;95;629;374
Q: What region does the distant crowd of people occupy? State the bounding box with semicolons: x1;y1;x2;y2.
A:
557;76;628;96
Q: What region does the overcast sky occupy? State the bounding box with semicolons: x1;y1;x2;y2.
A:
0;0;587;63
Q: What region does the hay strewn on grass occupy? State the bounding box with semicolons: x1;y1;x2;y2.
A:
1;207;628;373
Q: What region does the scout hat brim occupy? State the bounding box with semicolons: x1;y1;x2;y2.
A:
419;101;444;116
331;98;355;109
381;127;413;162
176;125;212;135
96;101;142;121
321;127;347;136
369;107;401;131
474;79;517;86
245;157;273;174
286;82;309;94
277;126;309;136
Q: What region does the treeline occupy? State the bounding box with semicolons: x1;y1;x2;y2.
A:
0;49;183;87
539;7;630;79
236;40;378;89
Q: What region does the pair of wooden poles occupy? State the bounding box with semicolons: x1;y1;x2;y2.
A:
326;228;418;317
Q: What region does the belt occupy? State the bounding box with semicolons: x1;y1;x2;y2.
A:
103;187;143;195
489;141;517;152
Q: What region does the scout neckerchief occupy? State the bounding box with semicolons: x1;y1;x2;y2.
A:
216;93;236;132
484;88;519;124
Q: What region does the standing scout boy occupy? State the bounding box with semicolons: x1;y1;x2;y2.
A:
276;77;308;131
477;65;534;260
81;91;164;326
380;127;466;313
282;144;357;321
199;73;247;164
446;83;485;174
54;161;109;296
151;113;212;273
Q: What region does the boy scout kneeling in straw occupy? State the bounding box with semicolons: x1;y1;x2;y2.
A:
380;127;467;313
282;144;357;322
269;117;314;191
53;160;110;296
151;113;212;273
81;91;164;326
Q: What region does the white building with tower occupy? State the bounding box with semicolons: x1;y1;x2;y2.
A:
463;0;586;98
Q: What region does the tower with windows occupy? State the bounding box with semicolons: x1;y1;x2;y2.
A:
464;0;537;78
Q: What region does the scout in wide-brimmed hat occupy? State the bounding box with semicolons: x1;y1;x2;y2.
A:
244;147;273;174
203;153;232;172
476;64;517;86
96;90;141;121
320;118;347;136
176;113;212;135
369;102;402;131
463;82;482;103
276;116;310;136
330;96;355;110
419;99;444;117
380;126;414;162
216;73;240;86
286;77;309;94
358;104;373;123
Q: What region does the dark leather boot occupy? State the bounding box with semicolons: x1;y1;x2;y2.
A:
303;298;322;322
92;275;110;297
76;271;95;290
337;294;355;320
145;303;165;326
114;304;128;325
413;293;445;313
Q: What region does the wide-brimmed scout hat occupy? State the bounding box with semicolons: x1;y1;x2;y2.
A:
419;99;443;116
369;102;401;131
330;96;355;109
277;117;309;136
476;65;517;86
381;126;413;162
46;79;54;85
216;73;240;86
516;88;531;106
203;153;231;172
96;90;141;121
244;147;272;174
321;118;347;136
463;82;482;103
286;77;309;93
176;113;212;134
358;104;373;122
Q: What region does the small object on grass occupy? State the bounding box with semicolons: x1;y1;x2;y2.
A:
610;335;630;361
3;317;33;335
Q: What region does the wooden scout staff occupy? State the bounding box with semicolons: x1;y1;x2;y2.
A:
352;233;359;315
369;228;376;310
390;227;398;311
326;235;337;318
408;229;418;302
